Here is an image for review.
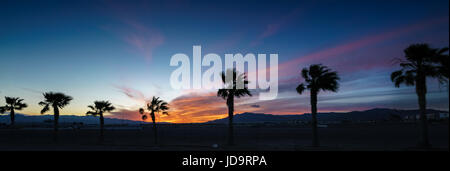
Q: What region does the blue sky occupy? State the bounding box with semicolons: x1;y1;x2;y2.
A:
0;0;448;123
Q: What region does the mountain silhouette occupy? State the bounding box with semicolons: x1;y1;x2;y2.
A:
206;108;448;124
1;108;447;125
0;113;146;125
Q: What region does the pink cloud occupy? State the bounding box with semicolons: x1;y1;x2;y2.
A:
108;108;143;121
114;85;146;103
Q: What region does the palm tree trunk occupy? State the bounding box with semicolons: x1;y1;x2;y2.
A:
10;108;15;126
447;81;449;123
311;91;319;147
416;77;430;148
53;106;59;142
227;96;234;146
151;112;157;145
100;112;104;143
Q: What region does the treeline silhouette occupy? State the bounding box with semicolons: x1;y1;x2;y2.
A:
0;43;448;148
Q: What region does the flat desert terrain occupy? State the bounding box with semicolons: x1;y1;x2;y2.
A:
0;123;448;151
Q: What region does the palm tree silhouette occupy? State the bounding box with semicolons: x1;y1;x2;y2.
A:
86;101;115;142
391;44;446;148
0;97;28;126
436;47;449;114
434;47;449;87
39;92;73;141
217;69;252;146
296;64;340;147
139;96;169;145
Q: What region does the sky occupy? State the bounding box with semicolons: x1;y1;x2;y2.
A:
0;0;449;123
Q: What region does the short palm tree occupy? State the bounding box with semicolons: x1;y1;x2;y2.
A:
139;96;169;144
39;92;73;141
391;44;445;147
0;97;28;126
86;101;115;142
217;69;252;145
296;64;340;147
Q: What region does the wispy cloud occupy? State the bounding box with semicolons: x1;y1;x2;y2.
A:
277;16;449;78
121;24;165;61
114;85;146;103
19;87;43;94
100;0;165;62
108;108;143;121
250;7;303;46
208;31;245;53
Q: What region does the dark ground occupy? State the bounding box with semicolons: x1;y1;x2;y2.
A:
0;123;448;151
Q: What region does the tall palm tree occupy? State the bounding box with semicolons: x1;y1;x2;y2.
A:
217;69;252;145
86;101;115;142
434;47;449;87
39;92;73;141
391;44;445;148
296;64;340;147
435;48;449;124
0;97;28;126
139;96;169;144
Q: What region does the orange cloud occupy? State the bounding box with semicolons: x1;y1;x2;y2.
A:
163;92;227;123
109;91;261;123
108;88;388;123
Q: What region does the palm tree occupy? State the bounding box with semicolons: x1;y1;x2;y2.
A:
39;92;73;141
434;47;449;87
0;97;28;126
217;69;252;145
296;64;340;147
391;44;445;148
139;96;169;144
435;49;449;124
86;101;115;142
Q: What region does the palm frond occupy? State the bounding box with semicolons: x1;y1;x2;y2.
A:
105;106;115;112
5;97;17;105
38;101;48;106
0;106;7;114
217;89;229;99
15;102;27;110
399;62;417;69
391;70;403;82
296;83;306;94
88;105;95;111
86;111;98;116
42;92;73;109
297;64;340;94
40;104;50;114
217;69;252;99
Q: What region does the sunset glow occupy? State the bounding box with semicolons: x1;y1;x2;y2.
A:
1;0;448;123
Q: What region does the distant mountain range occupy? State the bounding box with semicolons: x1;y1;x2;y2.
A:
206;108;449;124
0;114;145;125
0;108;448;125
